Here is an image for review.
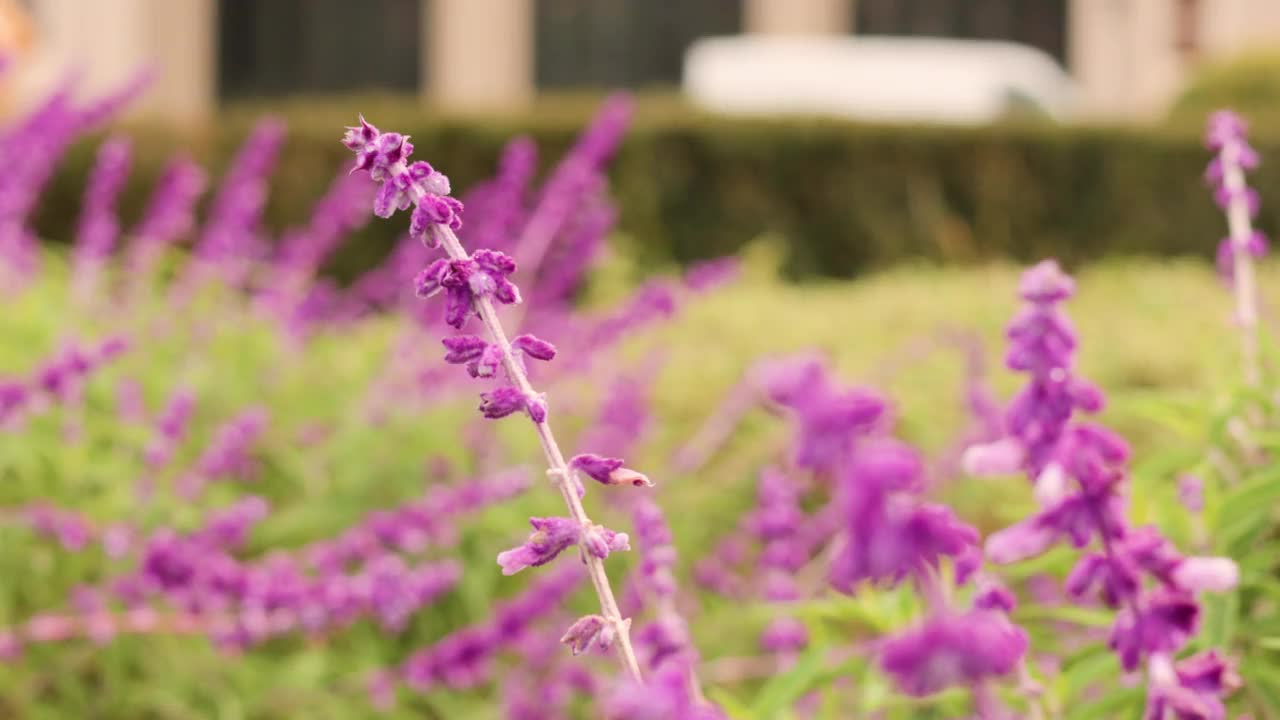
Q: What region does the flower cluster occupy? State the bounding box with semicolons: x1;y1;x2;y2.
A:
388;564;583;695
0;337;130;427
177;407;269;498
975;261;1240;717
303;469;531;572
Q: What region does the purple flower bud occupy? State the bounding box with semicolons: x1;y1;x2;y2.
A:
1171;557;1238;593
441;335;488;364
496;517;582;575
560;614;607;655
527;394;548;423
1018;259;1075;303
1214;185;1261;217
761;616;809;654
479;386;528;420
961;438;1025;477
582;524;630;560
1204;110;1247;151
512;334;557;362
1177;474;1205;513
1109;589;1199;671
569;454;652;488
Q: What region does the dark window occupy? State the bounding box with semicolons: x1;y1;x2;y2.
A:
218;0;420;100
854;0;1068;66
535;0;742;88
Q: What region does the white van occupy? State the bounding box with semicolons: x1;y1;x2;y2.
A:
683;35;1075;124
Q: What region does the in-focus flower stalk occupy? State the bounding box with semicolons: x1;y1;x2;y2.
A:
343;117;644;681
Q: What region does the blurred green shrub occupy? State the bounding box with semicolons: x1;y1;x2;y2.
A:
1169;50;1280;128
33;98;1273;280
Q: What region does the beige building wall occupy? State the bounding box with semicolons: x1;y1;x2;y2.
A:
425;0;533;112
9;0;214;124
744;0;853;35
1071;0;1280;119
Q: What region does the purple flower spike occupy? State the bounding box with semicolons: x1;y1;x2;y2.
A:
879;610;1027;697
496;517;582;575
570;454;653;488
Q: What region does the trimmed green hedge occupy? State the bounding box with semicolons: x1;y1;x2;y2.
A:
33;99;1276;279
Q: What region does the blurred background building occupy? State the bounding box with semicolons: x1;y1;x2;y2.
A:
1;0;1278;122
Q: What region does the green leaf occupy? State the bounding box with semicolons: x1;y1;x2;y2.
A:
749;643;830;720
1198;591;1239;650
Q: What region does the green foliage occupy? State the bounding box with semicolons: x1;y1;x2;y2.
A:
33;97;1275;281
1169;50;1280;129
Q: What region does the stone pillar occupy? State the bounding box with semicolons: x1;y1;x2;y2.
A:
1068;0;1131;116
1128;0;1183;117
744;0;852;35
425;0;533;112
10;0;215;124
137;0;216;125
1070;0;1182;119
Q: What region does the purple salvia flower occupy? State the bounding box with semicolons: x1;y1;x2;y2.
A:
458;136;537;255
114;378;147;424
570;454;652;488
1145;650;1240;720
748;468;809;653
479;385;533;420
496;517;584;575
604;661;726;720
178;407;268;498
1204;109;1264;386
879;610;1028;697
190;118;286;288
582;524;631;560
0;378;29;428
126;155;207;278
71;137;132;300
394;564;583;694
831;439;978;592
561;614;611;655
528;177;615;306
982;261;1239;716
143;387;196;469
347;116;645;681
515;94;633;282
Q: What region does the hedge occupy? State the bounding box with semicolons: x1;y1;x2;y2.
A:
31;97;1277;280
